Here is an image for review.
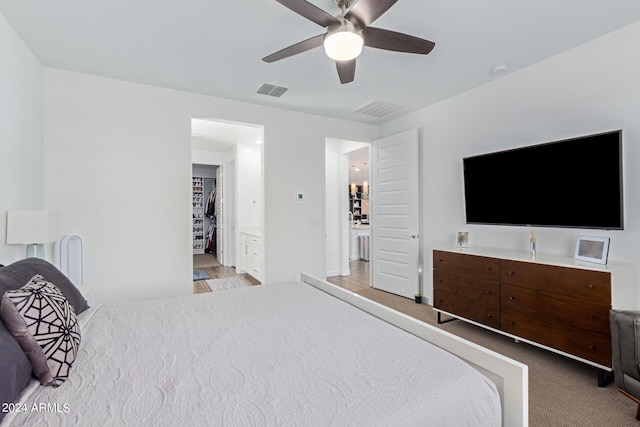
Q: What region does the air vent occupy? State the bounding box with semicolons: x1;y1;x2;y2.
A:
355;100;404;117
257;84;275;95
269;86;288;97
257;83;288;97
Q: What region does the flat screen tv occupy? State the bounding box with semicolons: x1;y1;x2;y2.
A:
463;130;623;230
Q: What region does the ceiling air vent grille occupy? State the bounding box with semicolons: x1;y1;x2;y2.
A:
355;100;403;117
257;83;288;97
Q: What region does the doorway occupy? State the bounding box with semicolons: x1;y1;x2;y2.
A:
192;164;221;268
325;138;370;292
191;118;264;290
325;130;421;300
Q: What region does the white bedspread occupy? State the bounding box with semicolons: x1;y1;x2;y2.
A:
5;282;500;426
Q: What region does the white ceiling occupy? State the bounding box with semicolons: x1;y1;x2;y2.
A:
2;0;640;125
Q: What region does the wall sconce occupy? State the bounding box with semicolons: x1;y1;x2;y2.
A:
6;210;58;258
350;182;356;195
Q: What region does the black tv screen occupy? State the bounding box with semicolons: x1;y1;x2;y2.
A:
463;130;623;230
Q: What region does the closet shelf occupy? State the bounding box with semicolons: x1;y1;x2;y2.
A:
192;176;205;254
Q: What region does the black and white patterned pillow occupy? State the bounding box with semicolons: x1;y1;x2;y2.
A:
0;274;81;386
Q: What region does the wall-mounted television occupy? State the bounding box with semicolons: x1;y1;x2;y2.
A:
463;130;623;230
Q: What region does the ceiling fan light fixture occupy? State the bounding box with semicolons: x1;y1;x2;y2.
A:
324;21;363;61
263;0;436;84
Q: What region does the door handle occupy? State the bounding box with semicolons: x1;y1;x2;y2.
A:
407;234;419;239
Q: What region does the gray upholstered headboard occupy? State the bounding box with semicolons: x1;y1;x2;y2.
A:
0;258;88;422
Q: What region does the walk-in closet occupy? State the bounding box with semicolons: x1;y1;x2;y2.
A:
192;164;222;264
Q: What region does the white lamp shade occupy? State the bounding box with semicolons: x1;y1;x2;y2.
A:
324;30;364;61
6;210;58;244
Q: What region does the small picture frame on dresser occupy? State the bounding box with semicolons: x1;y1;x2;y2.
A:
456;231;469;248
574;235;610;265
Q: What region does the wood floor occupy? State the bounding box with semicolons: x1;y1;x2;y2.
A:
326;261;426;318
326;260;370;292
194;258;370;295
193;253;221;269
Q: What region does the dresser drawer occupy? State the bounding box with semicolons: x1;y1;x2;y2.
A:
434;270;500;305
502;308;611;367
434;289;500;329
433;250;500;281
501;284;610;336
500;260;610;302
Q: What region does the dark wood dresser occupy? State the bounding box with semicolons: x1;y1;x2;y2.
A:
433;248;635;381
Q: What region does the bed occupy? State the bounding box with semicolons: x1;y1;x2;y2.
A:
0;259;527;426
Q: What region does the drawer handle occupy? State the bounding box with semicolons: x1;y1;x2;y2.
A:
508;271;515;275
589;345;596;350
438;259;443;263
509;296;515;300
484;290;491;294
486;267;492;271
486;313;492;318
438;279;443;283
587;283;595;289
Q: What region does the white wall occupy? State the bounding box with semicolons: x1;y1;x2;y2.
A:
192;148;234;166
236;143;262;229
325;140;346;277
380;21;640;306
43;68;378;304
0;12;44;264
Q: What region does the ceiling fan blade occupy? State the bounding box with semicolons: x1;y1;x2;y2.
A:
345;0;398;27
363;27;435;54
262;34;325;63
336;59;356;84
276;0;340;27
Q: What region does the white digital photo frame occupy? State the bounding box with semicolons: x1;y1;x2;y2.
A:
574;235;610;265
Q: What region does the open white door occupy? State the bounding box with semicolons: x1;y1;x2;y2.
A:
216;166;224;265
226;159;236;268
370;129;420;299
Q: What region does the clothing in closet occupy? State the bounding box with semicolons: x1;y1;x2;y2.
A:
205;190;217;254
205;191;216;217
205;224;216;254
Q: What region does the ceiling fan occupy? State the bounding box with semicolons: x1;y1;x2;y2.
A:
262;0;436;84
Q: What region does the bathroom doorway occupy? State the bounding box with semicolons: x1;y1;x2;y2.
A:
191;118;264;287
324;138;370;292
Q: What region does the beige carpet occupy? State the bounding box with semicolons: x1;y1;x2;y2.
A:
355;287;638;427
